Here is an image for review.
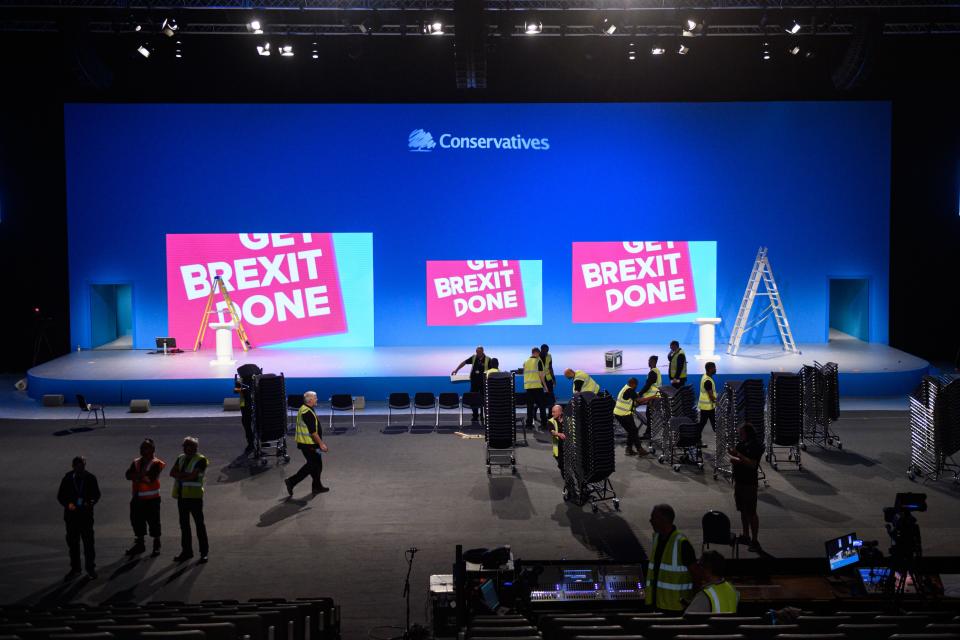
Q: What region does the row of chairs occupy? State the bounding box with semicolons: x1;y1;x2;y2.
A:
0;597;338;640
466;609;960;640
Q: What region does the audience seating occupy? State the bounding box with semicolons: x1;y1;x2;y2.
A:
385;393;412;429
0;597;339;640
412;392;438;429
438;392;462;426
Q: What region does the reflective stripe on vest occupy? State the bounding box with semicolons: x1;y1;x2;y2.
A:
643;368;663;398
645;530;694;610
699;374;716;411
669;349;687;379
543;354;554;381
172;454;207;499
486;368;500;376
549;417;561;457
523;357;543;389
295;405;316;445
133;458;162;500
574;370;600;394
614;384;634;416
703;580;739;613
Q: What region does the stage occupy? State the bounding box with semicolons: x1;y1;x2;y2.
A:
27;339;929;405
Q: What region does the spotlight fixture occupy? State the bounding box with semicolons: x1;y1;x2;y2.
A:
175;40;183;58
627;42;636;60
257;42;271;56
678;43;690;55
161;18;178;37
762;41;771;60
311;42;319;59
524;20;543;35
280;44;294;57
425;21;444;35
134;24;142;32
651;45;665;55
789;44;801;55
359;11;382;34
682;16;705;36
136;43;151;58
248;20;263;34
786;19;801;34
599;17;617;35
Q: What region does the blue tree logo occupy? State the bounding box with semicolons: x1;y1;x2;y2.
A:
408;129;436;152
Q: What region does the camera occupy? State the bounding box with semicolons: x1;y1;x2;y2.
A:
884;492;926;562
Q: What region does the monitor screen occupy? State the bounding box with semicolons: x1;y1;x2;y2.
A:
825;532;860;571
480;580;499;612
155;336;177;349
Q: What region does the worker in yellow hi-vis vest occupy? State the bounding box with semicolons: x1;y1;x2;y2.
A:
286;391;330;497
697;361;718;439
521;347;549;430
170;436;209;564
685;551;740;614
646;503;697;612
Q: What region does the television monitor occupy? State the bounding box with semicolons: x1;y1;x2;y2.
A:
825;532;860;571
479;579;500;612
156;337;177;350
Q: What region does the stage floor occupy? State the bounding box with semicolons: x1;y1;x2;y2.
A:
0;411;958;638
27;340;929;404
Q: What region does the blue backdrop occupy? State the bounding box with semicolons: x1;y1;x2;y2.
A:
64;102;891;349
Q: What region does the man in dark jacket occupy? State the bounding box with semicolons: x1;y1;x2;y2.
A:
57;456;101;580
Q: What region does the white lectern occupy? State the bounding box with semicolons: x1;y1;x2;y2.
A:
208;322;236;365
694;317;722;361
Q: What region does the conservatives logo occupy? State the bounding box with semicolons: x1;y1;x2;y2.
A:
408;129;436;152
408;129;550;152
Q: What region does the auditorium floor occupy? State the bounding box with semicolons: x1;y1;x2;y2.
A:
1;411;958;638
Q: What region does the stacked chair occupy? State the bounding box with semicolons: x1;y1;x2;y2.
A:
766;372;803;471
0;598;339;640
253;373;290;465
484;372;518;475
714;380;766;483
800;361;843;451
562;391;619;512
652;385;697;471
908;375;960;483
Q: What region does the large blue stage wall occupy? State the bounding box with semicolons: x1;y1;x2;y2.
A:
64;102;890;350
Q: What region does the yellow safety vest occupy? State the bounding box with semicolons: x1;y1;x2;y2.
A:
295;404;317;445
669;349;687;380
485;368;500;376
471;354;491;373
699;374;716;411
643;367;663;399
548;417;562;457
523;357;543;390
171;454;208;500
614;384;635;416
701;580;739;613
574;370;600;394
542;354;554;381
645;529;694;611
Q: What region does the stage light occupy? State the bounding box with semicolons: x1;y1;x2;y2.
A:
682;15;705;36
257;42;271;56
137;44;151;58
161;18;178;37
786;19;802;34
762;41;771;60
524;20;543;35
280;44;294;57
248;20;263;34
627;42;636;60
789;44;801;55
651;45;665;55
599;17;617;35
359;11;382;34
175;40;183;59
679;43;690;55
134;24;142;32
311;42;319;59
425;21;444;35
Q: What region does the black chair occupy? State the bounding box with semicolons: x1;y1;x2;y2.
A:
702;510;739;558
888;635;960;640
385;393;412;429
94;627;155;640
438;392;461;426
462;392;484;425
328;394;356;433
173;625;235;640
75;394;105;426
413;392;438;429
836;624;898;640
139;632;206;640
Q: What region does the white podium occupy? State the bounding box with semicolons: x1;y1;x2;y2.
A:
694;317;722;361
208;322;236;365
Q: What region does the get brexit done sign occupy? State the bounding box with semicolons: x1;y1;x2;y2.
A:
426;260;543;326
572;241;715;324
166;233;373;347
